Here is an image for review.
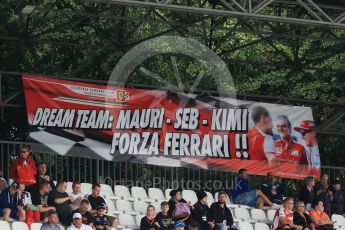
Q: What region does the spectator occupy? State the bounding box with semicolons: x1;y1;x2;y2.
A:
34;162;55;191
155;201;174;230
230;168;275;208
188;221;200;230
207;191;233;230
69;181;87;211
293;200;314;230
168;188;190;221
88;183;106;215
31;181;56;222
0;182;25;221
272;197;302;230
299;176;316;211
309;200;335;230
314;174;332;216
0;177;7;193
93;203;111;230
10;146;36;186
19;184;40;228
191;191;209;230
88;183;118;229
261;172;285;205
48;181;72;226
70;199;94;227
174;221;186;230
330;179;344;215
67;212;92;230
140;205;159;230
40;211;62;230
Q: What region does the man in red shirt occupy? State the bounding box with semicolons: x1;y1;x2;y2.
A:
274;115;308;164
247;106;276;162
10;146;36;186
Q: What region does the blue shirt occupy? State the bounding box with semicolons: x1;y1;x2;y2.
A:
0;188;20;210
230;177;253;200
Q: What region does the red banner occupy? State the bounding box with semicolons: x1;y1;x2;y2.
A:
23;75;320;179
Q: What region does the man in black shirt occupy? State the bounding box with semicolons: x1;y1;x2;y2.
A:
31;162;55;192
48;181;72;226
70;199;94;228
314;174;332;216
207;192;233;230
191;191;209;230
261;172;285;205
31;181;56;221
88;183;106;215
156;201;174;230
331;179;344;215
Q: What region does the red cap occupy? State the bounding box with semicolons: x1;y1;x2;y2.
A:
294;120;315;133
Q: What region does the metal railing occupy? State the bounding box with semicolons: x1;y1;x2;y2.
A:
0;140;343;196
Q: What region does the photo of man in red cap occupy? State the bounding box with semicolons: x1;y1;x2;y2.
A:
274;115;308;164
294;120;320;169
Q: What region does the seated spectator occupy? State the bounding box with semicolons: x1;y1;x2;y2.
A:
293;200;314;230
69;181;87;211
31;181;56;222
330;179;343;215
10;146;36;186
191;191;209;230
188;221;199;230
272;197;302;230
88;183;106;215
309;200;335;230
140;205;159;230
0;182;25;221
168;188;190;221
93;203;111;230
88;183;118;229
70;199;94;227
261;172;285;204
19;184;40;228
67;213;92;230
34;162;55;191
230;168;274;208
155;201;174;230
314;174;332;216
299;176;316;211
0;177;7;193
48;181;72;226
40;211;63;230
207;191;233;230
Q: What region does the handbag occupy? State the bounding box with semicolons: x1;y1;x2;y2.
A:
173;202;190;218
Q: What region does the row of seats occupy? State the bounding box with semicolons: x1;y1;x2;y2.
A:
0;221;65;230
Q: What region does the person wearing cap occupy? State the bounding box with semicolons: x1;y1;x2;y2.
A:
155;201;174;230
207;192;233;230
168;188;190;221
0;177;7;193
191;191;209;230
294;120;321;169
173;220;186;230
274;115;308;165
48;181;72;226
140;205;159;230
40;211;62;230
0;182;26;221
92;203;110;230
67;213;93;230
247;105;276;162
10;146;37;186
330;179;344;215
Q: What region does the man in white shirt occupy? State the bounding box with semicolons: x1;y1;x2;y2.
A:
67;213;92;230
69;181;87;211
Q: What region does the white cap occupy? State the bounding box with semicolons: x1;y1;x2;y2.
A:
73;213;82;219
